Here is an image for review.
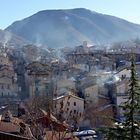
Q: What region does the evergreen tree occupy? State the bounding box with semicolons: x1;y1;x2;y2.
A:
103;56;140;140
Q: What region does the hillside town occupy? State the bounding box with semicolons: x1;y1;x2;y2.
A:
0;40;139;139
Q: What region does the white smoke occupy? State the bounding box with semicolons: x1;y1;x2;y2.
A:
4;31;12;46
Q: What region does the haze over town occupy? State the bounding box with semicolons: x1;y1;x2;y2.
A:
0;1;140;140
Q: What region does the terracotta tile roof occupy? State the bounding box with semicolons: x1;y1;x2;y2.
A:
0;131;32;140
0;121;20;133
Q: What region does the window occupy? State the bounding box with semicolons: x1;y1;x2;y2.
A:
60;101;64;109
74;110;76;114
67;102;70;106
1;84;4;89
7;85;10;89
74;102;76;106
36;87;39;91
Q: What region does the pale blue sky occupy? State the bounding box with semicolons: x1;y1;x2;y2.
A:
0;0;140;29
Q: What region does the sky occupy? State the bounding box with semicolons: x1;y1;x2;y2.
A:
0;0;140;29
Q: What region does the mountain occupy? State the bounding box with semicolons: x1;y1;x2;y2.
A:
0;29;30;48
5;8;140;48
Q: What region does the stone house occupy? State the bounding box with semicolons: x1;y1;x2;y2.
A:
26;61;51;98
0;54;18;102
115;79;129;117
53;92;84;126
84;84;99;104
